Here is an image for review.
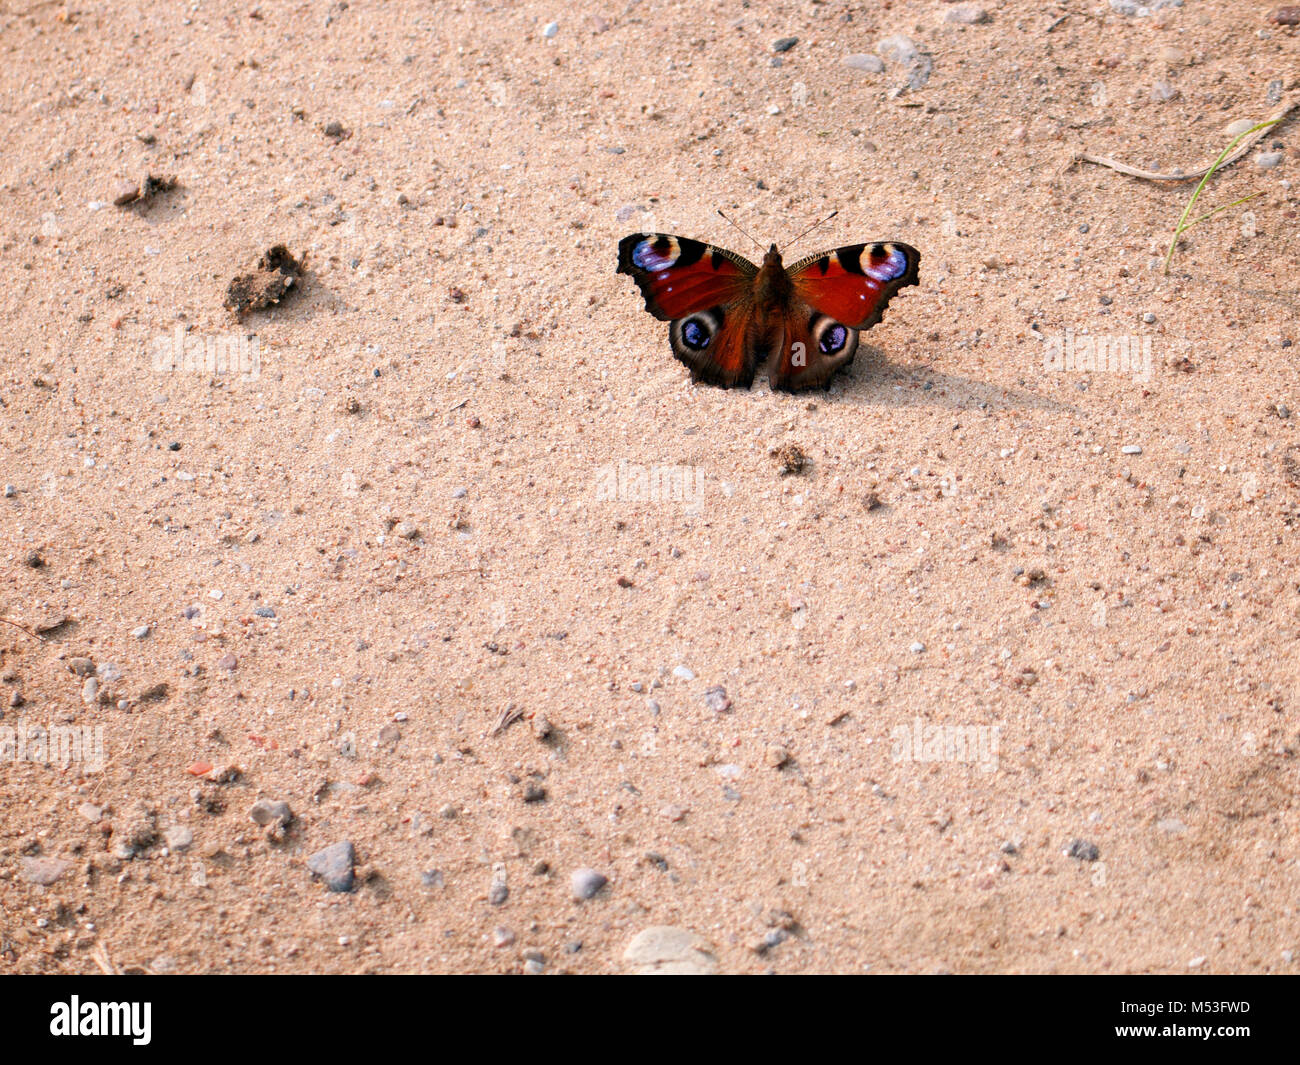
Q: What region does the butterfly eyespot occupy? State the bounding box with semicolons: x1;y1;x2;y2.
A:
820;324;848;355
632;235;679;271
865;244;909;282
682;318;711;349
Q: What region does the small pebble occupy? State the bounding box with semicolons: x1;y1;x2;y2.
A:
1066;839;1100;862
571;867;608;900
307;841;356;892
703;686;732;712
163;826;193;851
542;21;559;38
623;926;718;975
909;641;925;653
2;484;15;497
943;4;990;24
132;625;151;640
842;54;885;74
1255;151;1284;170
20;857;70;886
772;36;798;53
1121;444;1143;455
765;745;791;768
112;179;141;206
254;606;276;618
250;799;294;828
672;665;696;681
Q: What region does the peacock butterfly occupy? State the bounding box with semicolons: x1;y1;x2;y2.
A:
617;225;920;391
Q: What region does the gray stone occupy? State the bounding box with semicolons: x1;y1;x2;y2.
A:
307;841;356;892
703;686;732;712
250;799;293;828
843;54;885;74
1255;151;1284;170
1066;838;1100;862
571;867;608;900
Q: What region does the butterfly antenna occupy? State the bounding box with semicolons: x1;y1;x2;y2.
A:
716;209;765;252
784;210;839;252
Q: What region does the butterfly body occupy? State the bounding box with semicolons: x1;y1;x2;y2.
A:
618;232;920;391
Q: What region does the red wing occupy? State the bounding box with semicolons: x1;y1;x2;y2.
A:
619;233;763;388
768;305;862;392
667;304;764;389
770;243;920;391
787;242;920;330
617;233;756;320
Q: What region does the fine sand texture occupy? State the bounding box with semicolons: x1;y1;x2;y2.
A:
1;0;1298;973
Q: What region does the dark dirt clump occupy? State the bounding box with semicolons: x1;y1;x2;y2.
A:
225;245;305;314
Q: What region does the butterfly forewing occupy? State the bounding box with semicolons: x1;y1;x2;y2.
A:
786;242;921;330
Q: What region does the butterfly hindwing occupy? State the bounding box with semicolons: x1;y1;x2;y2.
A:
617;233;762;387
770;241;920;391
769;307;862;393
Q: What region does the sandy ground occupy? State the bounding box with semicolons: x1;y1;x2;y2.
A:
0;0;1298;975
